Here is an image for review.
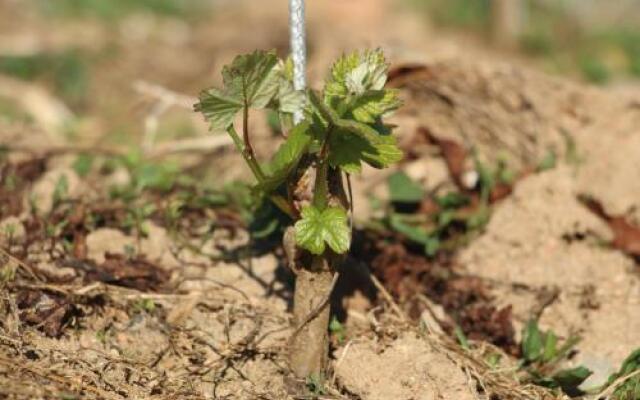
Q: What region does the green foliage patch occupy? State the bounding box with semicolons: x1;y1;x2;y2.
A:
195;48;402;256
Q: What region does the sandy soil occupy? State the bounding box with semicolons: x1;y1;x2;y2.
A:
1;0;640;399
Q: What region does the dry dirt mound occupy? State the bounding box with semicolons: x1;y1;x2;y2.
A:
334;333;477;400
366;54;640;394
460;167;640;387
2;1;640;398
391;60;640;225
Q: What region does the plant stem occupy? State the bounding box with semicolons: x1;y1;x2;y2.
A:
242;105;265;180
227;125;295;219
312;125;333;210
227;125;265;181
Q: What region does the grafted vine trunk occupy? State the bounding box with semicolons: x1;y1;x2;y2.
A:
288;167;348;380
289;257;333;378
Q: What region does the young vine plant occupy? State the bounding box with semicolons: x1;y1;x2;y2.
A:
194;48;402;257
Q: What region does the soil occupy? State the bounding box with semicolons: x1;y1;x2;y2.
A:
1;0;640;399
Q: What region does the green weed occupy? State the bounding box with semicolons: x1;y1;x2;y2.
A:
0;50;89;106
520;320;590;395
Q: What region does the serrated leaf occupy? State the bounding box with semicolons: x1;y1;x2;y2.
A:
327;132;365;173
334;118;388;146
308;89;402;171
308;89;340;125
325;52;360;100
195;88;243;132
295;206;351;255
195;50;279;131
223;50;279;108
271;122;312;171
278;81;306;114
361;134;403;168
328;130;402;172
325;49;388;101
257;121;312;193
387;171;424;203
351;89;402;124
275;58;306;115
522;320;544;362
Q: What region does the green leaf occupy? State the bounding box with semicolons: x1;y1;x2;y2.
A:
72;153;93;177
466;206;491;230
278;80;306;114
616;348;640;378
195;50;279;131
361;134;403;168
325;49;387;102
437;210;455;228
257;121;312;193
522;320;544;362
308;89;403;172
387;171;424;203
223;50;280;108
436;192;470;209
537;150;557;172
334;118;386;146
275;58;306;115
270;122;312;172
542;330;558;363
424;236;441;257
195;87;243;132
53;174;69;205
322;49;400;125
328;130;402;173
389;214;430;244
308;89;341;125
329;316;345;343
454;326;470;350
295;206;351;255
477;163;494;202
552;367;592;392
351;89;402;124
607;348;640;400
327;134;363;173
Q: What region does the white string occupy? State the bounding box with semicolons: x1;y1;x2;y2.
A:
289;0;306;124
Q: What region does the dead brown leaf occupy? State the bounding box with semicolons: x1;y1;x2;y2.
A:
387;64;437;88
16;289;81;337
419;126;468;188
85;253;170;292
581;196;640;258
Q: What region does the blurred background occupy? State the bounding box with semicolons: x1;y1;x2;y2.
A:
3;3;640;397
1;0;639;174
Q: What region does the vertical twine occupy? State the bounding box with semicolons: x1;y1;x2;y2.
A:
289;0;306;123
